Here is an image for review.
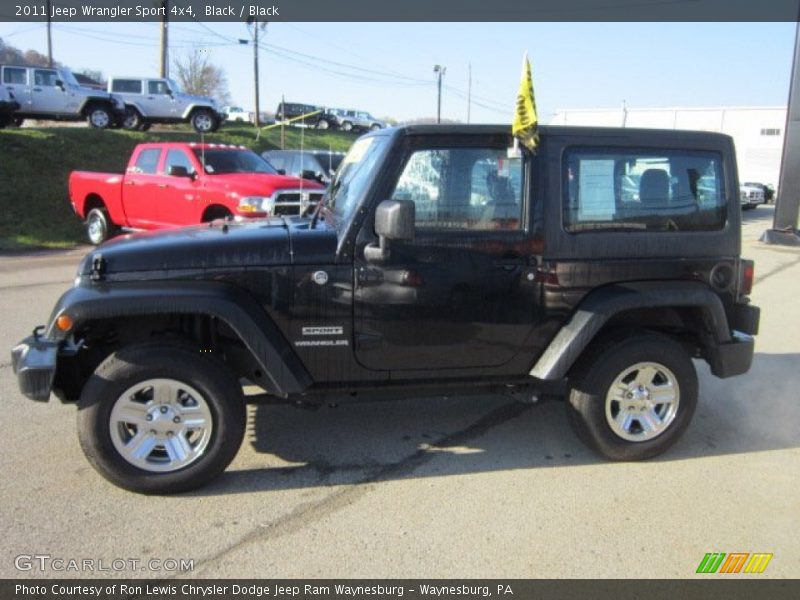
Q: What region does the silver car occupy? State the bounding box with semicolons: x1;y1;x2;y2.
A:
1;64;124;128
109;76;224;133
329;108;386;132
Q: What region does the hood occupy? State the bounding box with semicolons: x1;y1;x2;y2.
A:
77;219;338;277
206;173;325;195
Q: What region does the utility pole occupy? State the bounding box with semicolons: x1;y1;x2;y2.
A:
242;18;263;128
159;0;169;78
467;63;471;124
433;64;446;124
45;0;52;66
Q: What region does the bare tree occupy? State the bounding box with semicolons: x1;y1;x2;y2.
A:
0;38;58;67
172;49;231;105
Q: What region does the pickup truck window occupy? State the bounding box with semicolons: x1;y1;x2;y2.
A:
133;148;162;175
392;148;523;231
164;150;196;176
3;67;26;84
111;79;142;94
564;148;725;232
192;149;278;175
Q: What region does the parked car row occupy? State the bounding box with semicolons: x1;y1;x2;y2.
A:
1;64;226;133
275;101;387;132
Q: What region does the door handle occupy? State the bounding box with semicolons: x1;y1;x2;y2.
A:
124;180;136;186
157;184;168;188
32;88;42;92
147;96;155;100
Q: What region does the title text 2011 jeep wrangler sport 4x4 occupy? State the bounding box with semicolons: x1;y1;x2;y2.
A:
12;125;760;494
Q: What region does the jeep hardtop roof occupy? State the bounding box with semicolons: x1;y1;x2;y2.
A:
371;123;734;146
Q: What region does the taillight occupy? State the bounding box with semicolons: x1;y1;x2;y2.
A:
740;260;754;296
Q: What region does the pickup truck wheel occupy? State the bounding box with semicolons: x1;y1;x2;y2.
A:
191;109;216;133
86;104;112;129
566;332;697;461
85;208;118;245
77;344;246;494
370;123;381;131
316;119;329;130
121;107;142;130
341;120;353;132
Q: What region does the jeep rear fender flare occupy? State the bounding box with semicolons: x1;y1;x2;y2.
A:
530;281;731;381
47;281;312;397
79;96;115;114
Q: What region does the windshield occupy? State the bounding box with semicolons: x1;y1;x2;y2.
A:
61;69;80;87
192;149;278;175
323;136;389;228
167;78;183;94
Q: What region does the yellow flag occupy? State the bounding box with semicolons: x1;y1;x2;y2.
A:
512;52;539;152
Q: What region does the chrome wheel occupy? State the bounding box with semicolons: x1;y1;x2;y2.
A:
89;108;110;128
86;212;106;245
109;378;214;473
605;362;680;442
193;112;214;132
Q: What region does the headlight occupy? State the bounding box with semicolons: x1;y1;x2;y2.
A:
238;196;273;213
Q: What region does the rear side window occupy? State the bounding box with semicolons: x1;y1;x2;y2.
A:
148;81;170;95
133;149;161;175
564;148;725;232
111;79;142;93
3;67;27;84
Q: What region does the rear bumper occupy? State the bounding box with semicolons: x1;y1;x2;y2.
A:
11;335;58;401
708;331;756;378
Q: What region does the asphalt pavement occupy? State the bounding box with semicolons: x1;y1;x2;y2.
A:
0;207;797;579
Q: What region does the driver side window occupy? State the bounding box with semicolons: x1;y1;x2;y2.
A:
391;147;523;231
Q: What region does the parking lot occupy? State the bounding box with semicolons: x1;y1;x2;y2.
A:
0;206;798;579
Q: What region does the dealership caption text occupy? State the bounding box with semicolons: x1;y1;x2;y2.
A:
14;3;279;19
16;584;513;598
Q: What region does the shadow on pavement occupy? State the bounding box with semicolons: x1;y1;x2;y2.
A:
195;352;799;496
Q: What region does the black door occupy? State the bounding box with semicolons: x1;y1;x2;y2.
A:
353;135;544;372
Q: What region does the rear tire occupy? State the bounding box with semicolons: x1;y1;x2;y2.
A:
85;207;118;245
122;107;142;130
566;331;698;461
77;343;246;494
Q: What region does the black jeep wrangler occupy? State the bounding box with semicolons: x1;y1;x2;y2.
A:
12;125;760;494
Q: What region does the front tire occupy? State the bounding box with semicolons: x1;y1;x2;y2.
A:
191;108;217;134
86;104;113;129
77;344;246;494
85;207;118;245
566;331;698;461
341;120;353;132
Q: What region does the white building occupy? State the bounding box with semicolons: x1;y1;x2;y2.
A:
549;106;786;187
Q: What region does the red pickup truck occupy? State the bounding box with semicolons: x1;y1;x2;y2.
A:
69;142;326;244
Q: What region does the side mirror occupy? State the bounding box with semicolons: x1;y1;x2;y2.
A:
276;169;286;176
301;169;321;182
364;200;415;263
55;79;64;90
168;165;194;179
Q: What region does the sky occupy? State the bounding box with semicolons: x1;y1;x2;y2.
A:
0;21;796;123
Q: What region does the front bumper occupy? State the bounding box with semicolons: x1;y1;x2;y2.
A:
11;333;58;401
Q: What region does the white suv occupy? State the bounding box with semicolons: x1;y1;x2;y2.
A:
109;76;225;133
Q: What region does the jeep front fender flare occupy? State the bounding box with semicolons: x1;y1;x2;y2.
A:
46;281;312;397
530;281;732;381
